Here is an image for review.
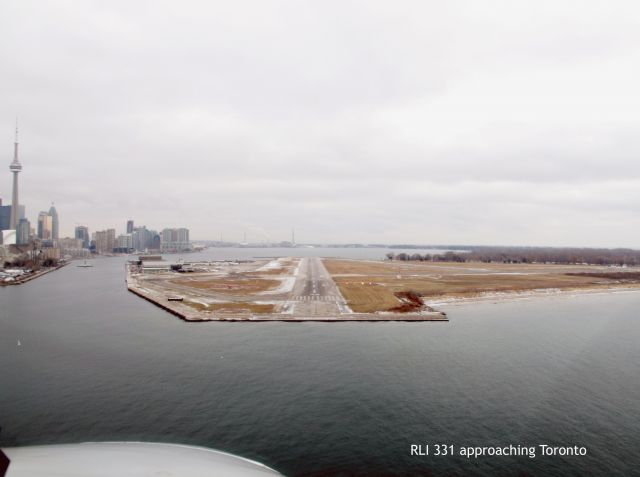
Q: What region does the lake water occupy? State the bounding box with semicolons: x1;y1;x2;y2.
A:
1;248;639;476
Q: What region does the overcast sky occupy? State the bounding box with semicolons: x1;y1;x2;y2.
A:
1;1;639;247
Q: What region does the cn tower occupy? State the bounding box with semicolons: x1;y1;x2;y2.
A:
9;120;22;229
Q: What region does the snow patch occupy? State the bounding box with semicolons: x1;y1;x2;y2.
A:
257;259;284;271
259;276;296;294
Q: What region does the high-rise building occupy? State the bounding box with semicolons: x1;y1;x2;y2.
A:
37;211;53;240
116;233;133;252
95;228;116;254
94;230;106;253
132;226;156;251
2;199;26;230
107;229;116;252
49;203;59;241
16;218;30;244
58;237;88;257
0;199;10;230
126;220;134;234
160;227;191;253
177;228;189;243
1;205;28;245
151;234;161;250
9;121;22;229
75;225;90;248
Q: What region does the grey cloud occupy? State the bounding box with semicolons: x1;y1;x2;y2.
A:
1;0;639;247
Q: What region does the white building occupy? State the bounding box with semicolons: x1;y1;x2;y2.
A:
160;227;191;253
116;233;133;252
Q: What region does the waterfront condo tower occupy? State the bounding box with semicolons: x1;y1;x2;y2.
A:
9;121;22;229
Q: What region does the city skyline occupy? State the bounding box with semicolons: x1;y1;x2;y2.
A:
2;1;640;247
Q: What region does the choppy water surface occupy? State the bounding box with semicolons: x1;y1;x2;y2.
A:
1;248;639;476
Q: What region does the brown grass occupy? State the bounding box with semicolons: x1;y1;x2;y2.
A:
324;260;397;276
170;277;280;295
324;259;640;312
183;301;275;314
337;282;400;313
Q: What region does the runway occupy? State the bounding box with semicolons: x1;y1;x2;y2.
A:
289;257;350;315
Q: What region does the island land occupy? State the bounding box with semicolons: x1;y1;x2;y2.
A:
126;256;640;322
323;259;640;311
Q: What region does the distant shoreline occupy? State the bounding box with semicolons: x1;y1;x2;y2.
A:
426;285;640;307
0;262;68;286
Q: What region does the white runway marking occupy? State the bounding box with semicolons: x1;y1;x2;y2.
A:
292;295;340;302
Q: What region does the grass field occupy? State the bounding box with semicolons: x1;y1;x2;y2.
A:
170;277;280;295
324;259;640;313
336;282;401;313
